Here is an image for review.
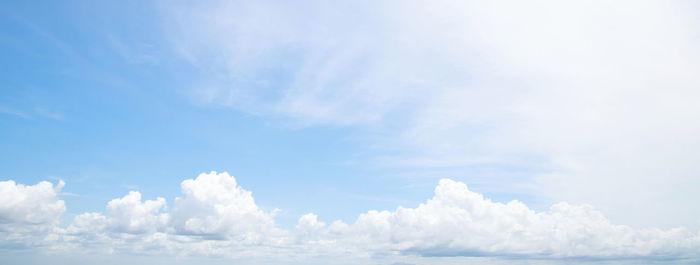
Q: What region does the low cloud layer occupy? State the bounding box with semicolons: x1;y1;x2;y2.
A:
324;179;699;258
0;172;698;262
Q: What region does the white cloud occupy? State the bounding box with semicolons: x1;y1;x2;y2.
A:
0;180;65;225
297;213;325;233
0;180;65;248
295;213;326;243
169;171;283;242
320;179;700;259
162;0;700;229
62;192;170;255
105;191;169;234
2;175;699;262
66;192;168;235
62;172;287;255
66;212;107;235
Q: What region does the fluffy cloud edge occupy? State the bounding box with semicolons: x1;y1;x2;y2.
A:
0;179;66;249
0;172;698;261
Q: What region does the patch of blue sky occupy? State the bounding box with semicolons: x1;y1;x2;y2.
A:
1;0;571;230
0;0;482;228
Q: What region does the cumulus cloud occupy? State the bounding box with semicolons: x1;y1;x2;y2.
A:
66;212;107;236
0;180;65;248
3;174;699;262
162;0;700;229
61;172;287;256
169;171;282;242
297;213;325;233
321;179;700;259
67;191;169;237
0;180;65;225
105;191;169;234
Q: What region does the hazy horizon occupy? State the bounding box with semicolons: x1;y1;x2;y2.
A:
1;1;699;264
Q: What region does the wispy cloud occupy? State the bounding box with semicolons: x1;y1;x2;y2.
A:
34;108;64;121
106;34;161;65
160;0;700;229
0;105;65;121
0;106;31;119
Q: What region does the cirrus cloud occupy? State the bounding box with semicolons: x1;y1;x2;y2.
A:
161;0;700;230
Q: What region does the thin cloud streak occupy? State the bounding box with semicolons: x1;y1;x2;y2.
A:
161;0;700;229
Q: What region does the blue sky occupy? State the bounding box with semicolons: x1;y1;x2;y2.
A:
0;0;421;225
0;0;544;226
1;1;700;264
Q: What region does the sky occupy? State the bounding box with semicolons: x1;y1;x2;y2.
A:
1;1;699;264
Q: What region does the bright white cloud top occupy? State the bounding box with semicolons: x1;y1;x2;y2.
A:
1;172;698;262
0;180;65;248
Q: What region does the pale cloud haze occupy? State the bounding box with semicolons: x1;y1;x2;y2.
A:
1;0;699;264
163;0;700;229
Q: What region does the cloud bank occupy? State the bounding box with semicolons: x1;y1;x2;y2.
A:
1;173;698;262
